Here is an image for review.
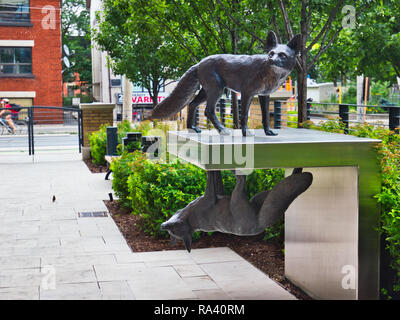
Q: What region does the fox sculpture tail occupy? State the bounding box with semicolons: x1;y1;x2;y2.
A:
149;65;199;119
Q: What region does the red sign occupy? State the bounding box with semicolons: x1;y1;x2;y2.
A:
132;93;169;104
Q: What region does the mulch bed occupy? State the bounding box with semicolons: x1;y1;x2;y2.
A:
83;159;109;173
84;160;312;300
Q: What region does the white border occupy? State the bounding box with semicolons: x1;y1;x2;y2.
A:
0;40;34;47
0;91;36;98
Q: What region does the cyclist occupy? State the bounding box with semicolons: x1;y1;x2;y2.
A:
0;98;17;134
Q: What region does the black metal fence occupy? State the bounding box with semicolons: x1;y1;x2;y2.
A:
0;106;83;155
279;101;400;133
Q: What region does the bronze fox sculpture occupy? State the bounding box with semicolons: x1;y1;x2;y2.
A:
150;31;301;136
160;168;313;252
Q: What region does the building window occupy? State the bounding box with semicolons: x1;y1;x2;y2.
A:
0;47;32;76
0;0;30;24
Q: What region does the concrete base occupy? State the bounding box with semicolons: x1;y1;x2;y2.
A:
285;167;359;300
82;146;91;160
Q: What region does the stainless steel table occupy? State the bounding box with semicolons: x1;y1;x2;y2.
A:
167;128;381;299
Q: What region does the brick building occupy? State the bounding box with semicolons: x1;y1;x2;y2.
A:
0;0;62;120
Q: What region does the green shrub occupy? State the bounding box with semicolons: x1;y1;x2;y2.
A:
125;154;207;238
88;120;134;165
88;124;107;165
111;150;285;239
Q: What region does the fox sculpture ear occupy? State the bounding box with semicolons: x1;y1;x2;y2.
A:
287;34;302;55
265;31;278;52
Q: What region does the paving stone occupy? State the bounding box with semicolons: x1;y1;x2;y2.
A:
189;247;243;264
199;260;271;283
0;233;16;241
0;286;39;300
145;259;196;268
94;264;147;282
40;282;102;300
60;236;105;249
0;239;38;248
0;268;42;288
83;242;132;254
102;235;128;245
115;250;191;264
182;276;219;291
193;289;231;300
174;264;208;278
99;281;136;300
46;266;97;285
0;256;41;269
216;279;296;300
41;254;117;267
127;266;197;300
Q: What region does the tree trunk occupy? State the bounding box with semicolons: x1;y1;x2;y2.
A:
122;76;133;122
296;63;308;127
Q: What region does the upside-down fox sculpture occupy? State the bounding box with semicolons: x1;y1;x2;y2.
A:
161;168;313;252
150;31;301;136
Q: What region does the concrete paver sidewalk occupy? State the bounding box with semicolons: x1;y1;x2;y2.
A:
0;151;295;300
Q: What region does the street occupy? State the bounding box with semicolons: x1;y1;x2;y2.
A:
0;134;79;151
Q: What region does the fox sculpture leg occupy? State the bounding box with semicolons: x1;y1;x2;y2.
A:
187;89;206;133
259;95;277;136
200;69;231;135
160;168;313;252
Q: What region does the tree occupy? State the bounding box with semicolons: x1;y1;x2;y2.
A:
92;0;186;107
134;0;376;126
61;0;92;85
267;0;376;125
353;0;400;83
315;29;359;86
315;0;399;87
129;0;274;127
220;0;377;125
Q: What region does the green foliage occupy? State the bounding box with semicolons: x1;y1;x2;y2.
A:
92;0;187;106
88;120;133;165
88;125;107;165
354;0;400;83
61;0;92;84
111;150;285;239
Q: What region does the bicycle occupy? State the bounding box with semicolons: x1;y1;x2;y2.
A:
0;117;28;135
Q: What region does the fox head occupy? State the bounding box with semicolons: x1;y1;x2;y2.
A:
160;208;194;252
265;31;301;72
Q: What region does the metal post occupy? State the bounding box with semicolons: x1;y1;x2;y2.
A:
28;107;32;155
29;107;34;155
79;109;84;148
306;102;311;121
220;98;226;126
106;126;118;155
78;109;82;153
339;104;349;134
273;101;282;129
389;106;400;133
195;107;199;128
